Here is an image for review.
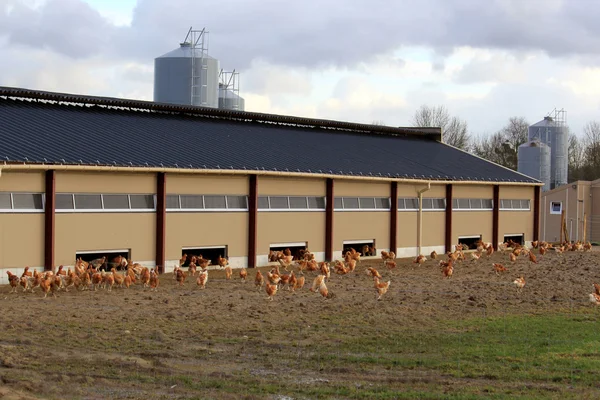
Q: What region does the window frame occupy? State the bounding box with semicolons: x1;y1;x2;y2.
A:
452;198;494;211
550;201;562;215
0;192;45;213
167;194;249;212
335;197;391;212
56;193;156;213
499;199;532;211
258;196;326;212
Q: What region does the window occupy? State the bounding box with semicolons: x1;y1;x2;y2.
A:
269;196;289;209
12;193;43;210
258;196;326;211
204;195;226;209
335;197;390;211
343;197;359;209
420;198;446;211
180;195;204;209
166;194;180;209
74;194;102;210
453;198;493;210
550;201;562;214
289;196;308;209
56;194;74;209
0;192;44;212
167;194;249;211
130;194;155;209
308;197;326;209
0;193;11;209
226;196;247;210
102;194;130;209
499;199;531;211
56;193;156;212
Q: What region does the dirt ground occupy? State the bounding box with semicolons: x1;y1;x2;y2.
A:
0;247;599;399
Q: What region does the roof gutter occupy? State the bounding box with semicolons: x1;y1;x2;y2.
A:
0;163;544;186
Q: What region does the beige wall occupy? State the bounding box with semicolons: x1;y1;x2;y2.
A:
167;212;248;259
334;180;389;197
0;214;44;267
422;212;445;246
334;212;389;251
257;212;325;253
499;212;532;242
56;171;155;194
259;177;325;196
542;188;567;243
0;171;45;192
453;184;493;198
167;174;248;194
592;185;600;242
452;211;493;243
398;211;417;248
397;184;446;197
55;213;155;264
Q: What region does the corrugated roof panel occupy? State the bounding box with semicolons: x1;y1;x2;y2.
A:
0;96;539;183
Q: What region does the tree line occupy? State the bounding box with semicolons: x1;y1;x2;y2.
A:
409;105;600;183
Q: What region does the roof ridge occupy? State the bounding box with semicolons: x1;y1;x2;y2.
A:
0;86;441;140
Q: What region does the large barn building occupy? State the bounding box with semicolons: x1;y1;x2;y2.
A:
0;87;542;283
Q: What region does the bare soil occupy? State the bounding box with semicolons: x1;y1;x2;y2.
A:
0;248;599;399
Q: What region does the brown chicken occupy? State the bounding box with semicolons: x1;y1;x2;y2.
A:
239;268;248;282
224;266;233;280
529;251;538;264
509;253;517;263
21;266;33;278
217;255;229;268
430;250;438;260
366;267;382;279
442;262;453;279
589;293;600;305
6;271;19;293
374;277;391;300
149;269;159;291
318;281;331;299
255;270;265;289
384;259;397;274
492;263;508;275
594;283;600;296
513;276;526;293
175;268;187;286
310;275;326;293
196;270;208;289
292;275;305;292
381;250;396;261
319;262;331;280
111;268;125;288
265;283;278;301
413;255;427;265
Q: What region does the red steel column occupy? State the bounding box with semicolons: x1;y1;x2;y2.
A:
247;174;258;268
493;185;500;251
533;185;541;241
325;178;334;261
445;184;453;253
155;172;166;274
44;170;55;271
390;181;398;256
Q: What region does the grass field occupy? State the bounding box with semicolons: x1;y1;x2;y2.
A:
1;250;599;399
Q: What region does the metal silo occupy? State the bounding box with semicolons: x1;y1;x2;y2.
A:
153;28;220;108
218;70;245;111
518;140;551;191
528;109;568;189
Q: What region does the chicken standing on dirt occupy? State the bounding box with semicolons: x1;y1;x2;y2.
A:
493;263;508;275
255;271;264;290
374;277;391;301
265;283;278;301
6;271;19;293
196;270;208;289
513;276;526;293
239;268;248;282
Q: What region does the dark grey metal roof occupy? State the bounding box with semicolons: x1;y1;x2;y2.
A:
0;87;539;183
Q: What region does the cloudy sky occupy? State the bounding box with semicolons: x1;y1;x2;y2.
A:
1;0;599;137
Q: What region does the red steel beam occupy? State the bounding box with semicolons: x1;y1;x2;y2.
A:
493;185;500;251
533;185;541;241
325;178;334;261
390;181;398;256
155;172;166;273
248;174;258;268
44;170;55;271
445;184;453;253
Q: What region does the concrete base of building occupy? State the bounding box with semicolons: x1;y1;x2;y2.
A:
396;245;445;259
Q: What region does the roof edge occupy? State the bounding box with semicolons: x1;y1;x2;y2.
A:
0;86;442;141
0;162;544;186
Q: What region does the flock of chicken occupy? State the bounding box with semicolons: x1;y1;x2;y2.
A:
4;239;600;305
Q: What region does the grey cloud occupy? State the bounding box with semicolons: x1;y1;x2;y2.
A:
4;0;600;73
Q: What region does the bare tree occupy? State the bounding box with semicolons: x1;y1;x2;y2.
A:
568;132;585;181
471;117;528;170
411;105;470;149
582;121;600;179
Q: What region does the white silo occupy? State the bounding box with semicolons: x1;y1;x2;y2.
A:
153;28;220;108
518;140;551;191
528;109;568;189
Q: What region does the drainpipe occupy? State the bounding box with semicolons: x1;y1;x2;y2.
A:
417;182;431;256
